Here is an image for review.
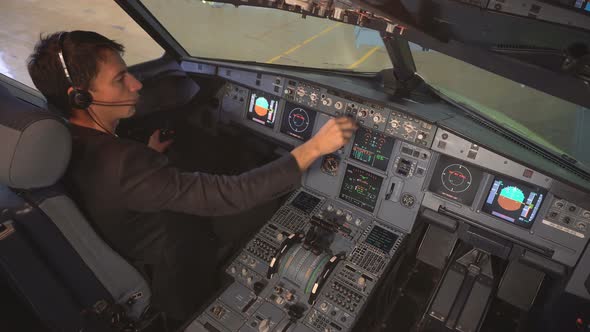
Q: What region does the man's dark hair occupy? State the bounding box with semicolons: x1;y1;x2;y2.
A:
27;30;124;118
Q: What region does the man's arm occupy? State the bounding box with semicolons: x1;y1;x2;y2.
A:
291;117;357;171
118;117;357;216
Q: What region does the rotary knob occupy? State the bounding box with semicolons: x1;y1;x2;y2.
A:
355;218;362;226
417;132;425;140
336;209;343;216
373;114;383;123
345;214;353;222
401;193;416;208
241;268;248;277
389;119;400;128
334;101;343;110
326;204;334;212
230;266;237;274
320;302;329;311
357;110;367;118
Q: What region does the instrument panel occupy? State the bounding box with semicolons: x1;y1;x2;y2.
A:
214;65;590;266
180;61;590;330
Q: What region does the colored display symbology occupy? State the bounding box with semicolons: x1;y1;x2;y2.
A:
481;176;546;229
247;91;279;128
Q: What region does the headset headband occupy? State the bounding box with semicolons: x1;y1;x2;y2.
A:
57;32;74;86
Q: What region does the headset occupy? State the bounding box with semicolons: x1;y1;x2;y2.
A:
56;31;137;110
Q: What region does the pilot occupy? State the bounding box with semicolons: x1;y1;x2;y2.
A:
26;30;357;323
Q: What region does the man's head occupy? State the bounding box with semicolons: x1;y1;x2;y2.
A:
27;30;142;120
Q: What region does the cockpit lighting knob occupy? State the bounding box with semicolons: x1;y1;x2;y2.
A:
373;114;382;123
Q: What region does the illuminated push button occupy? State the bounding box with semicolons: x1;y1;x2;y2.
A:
357;277;366;287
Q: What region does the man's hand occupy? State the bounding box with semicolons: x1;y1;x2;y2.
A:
291;116;358;171
148;129;174;153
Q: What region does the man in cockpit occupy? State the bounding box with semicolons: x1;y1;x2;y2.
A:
26;30;357;322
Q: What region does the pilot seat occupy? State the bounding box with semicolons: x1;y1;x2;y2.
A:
0;83;162;331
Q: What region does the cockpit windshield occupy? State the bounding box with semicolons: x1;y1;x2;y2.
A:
141;0;588;171
409;43;589;170
140;0;393;72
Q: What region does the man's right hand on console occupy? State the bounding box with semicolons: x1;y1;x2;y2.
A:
290;116;358;172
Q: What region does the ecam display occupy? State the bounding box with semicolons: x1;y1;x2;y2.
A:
339;164;383;212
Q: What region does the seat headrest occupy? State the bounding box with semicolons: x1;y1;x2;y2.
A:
0;85;71;189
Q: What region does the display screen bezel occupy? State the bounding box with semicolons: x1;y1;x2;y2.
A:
338;164;384;213
280;101;318;141
246;90;280;129
349;126;395;172
480;175;547;229
428;154;485;206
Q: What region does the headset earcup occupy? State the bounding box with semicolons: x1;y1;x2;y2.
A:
69;89;93;109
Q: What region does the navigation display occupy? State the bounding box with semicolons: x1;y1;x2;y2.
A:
428;155;484;205
481;176;546;229
350;126;395;171
247;90;279;128
365;225;399;253
280;101;317;141
339;165;383;212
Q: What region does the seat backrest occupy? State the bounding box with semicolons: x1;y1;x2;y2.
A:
0;83;150;320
